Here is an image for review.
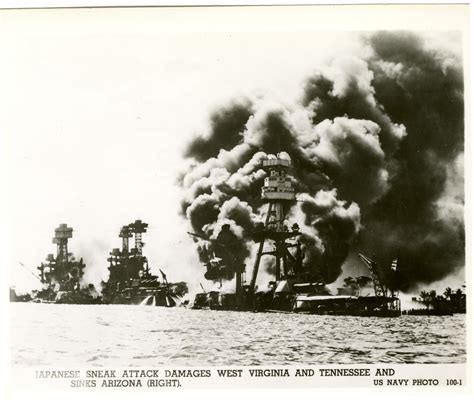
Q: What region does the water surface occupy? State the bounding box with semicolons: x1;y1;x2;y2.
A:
10;303;466;366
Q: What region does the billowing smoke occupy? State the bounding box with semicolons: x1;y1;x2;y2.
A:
179;32;464;291
179;103;363;283
359;32;464;291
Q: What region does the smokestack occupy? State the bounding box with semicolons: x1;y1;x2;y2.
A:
119;225;132;253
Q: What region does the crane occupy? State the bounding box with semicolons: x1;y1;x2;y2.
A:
358;253;387;297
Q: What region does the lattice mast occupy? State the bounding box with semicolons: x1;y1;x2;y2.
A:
249;154;300;292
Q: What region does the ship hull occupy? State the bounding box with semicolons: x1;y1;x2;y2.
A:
191;290;402;317
294;294;401;317
295;309;401;317
107;286;178;307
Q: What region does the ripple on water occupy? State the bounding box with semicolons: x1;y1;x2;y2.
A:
10;304;467;366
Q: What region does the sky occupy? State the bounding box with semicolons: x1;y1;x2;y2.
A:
0;6;468;296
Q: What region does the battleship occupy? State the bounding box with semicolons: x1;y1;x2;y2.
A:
13;224;101;304
11;221;188;307
101;220;188;306
9;159;401;314
190;154;401;317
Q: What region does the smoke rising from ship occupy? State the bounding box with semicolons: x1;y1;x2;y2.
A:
179;32;464;291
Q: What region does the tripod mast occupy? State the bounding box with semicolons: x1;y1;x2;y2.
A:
249;154;300;293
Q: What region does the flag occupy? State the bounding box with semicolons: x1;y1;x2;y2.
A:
391;258;398;272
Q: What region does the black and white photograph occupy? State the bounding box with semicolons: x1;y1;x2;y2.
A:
2;3;470;393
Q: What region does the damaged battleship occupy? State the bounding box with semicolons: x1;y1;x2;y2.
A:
11;221;188;307
24;224;100;304
101;220;188;306
190;154;401;317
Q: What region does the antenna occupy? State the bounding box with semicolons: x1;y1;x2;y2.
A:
277;130;280;153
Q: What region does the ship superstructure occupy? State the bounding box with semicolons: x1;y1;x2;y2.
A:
250;155;302;288
102;220;187;306
33;224;99;303
247;154;307;310
192;153;401;316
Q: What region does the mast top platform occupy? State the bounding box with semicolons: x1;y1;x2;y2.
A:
53;224;73;239
261;154;295;201
262;153;291;170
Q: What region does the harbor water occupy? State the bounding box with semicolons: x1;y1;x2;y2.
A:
10;303;466;366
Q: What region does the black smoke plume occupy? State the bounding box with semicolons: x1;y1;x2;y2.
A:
179;32;464;291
